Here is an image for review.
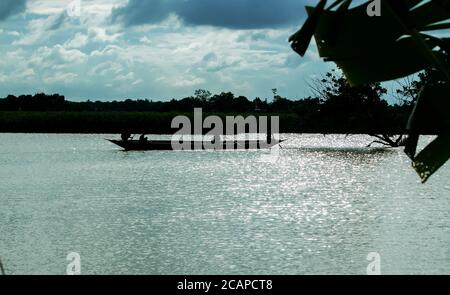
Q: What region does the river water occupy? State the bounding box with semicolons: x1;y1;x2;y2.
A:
0;134;449;274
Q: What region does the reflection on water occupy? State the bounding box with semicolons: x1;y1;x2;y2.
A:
0;134;449;274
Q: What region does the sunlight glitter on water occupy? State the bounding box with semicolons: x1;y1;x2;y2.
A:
0;134;448;274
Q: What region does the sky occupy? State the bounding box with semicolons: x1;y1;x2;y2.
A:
0;0;350;101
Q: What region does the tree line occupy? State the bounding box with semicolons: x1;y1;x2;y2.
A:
0;89;317;113
0;70;429;135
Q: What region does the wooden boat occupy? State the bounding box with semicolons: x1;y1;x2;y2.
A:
108;138;285;151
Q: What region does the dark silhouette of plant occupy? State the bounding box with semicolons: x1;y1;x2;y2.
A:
194;89;212;102
289;0;450;183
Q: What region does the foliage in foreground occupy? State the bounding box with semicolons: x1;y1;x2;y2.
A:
289;0;450;183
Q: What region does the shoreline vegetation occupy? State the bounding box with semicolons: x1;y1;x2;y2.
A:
0;83;416;135
0;104;412;135
0;110;405;135
0;106;411;135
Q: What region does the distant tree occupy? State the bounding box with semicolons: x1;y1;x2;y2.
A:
194;89;212;102
395;69;435;106
0;93;65;111
269;88;292;112
311;69;406;146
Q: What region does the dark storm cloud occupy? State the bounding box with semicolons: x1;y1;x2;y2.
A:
111;0;306;29
0;0;27;21
111;0;172;26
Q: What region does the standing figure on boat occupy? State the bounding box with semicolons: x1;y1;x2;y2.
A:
139;134;148;142
121;132;132;142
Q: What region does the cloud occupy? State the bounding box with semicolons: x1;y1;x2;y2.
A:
114;72;135;82
173;75;205;87
0;29;21;37
1;0;328;101
47;12;68;31
139;36;152;44
88;27;122;43
64;32;88;48
12;12;70;45
284;54;303;68
30;45;87;69
132;79;143;85
247;31;269;42
111;0;306;29
200;52;241;72
43;72;79;85
7;30;21;37
0;0;27;21
89;61;124;77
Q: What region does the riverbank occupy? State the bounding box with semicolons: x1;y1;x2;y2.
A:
0;111;406;134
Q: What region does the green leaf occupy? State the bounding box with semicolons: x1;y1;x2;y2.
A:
421;22;450;32
289;0;450;183
404;133;420;160
413;134;450;183
405;83;450;181
409;0;450;29
334;37;439;85
324;0;352;46
289;0;327;57
295;1;449;85
407;83;450;133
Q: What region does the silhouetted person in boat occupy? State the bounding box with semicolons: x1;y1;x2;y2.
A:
121;132;131;142
139;134;148;143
